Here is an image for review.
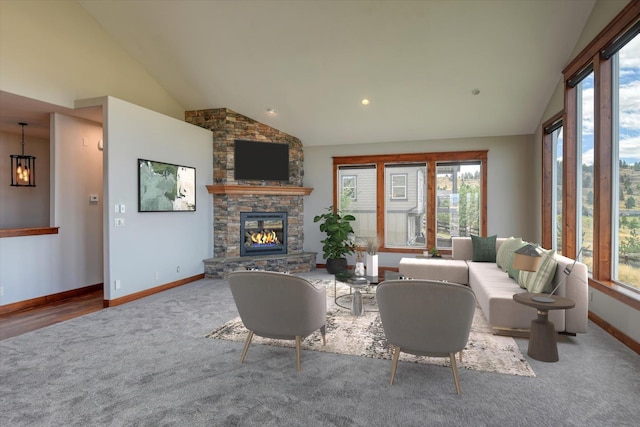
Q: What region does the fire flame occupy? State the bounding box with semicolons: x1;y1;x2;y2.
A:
248;230;279;245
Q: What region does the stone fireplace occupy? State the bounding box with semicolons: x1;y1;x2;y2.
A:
185;108;316;278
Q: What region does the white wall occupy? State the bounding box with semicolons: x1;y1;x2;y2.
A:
303;134;536;268
52;113;104;293
99;97;213;300
0;98;213;305
0;131;50;228
0;114;102;305
0;0;184;120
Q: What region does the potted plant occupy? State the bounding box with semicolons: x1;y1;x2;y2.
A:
314;206;356;273
429;247;442;258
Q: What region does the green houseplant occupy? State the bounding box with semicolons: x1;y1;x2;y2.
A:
314;206;356;273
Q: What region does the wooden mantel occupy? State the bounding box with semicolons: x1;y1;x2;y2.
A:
206;184;313;196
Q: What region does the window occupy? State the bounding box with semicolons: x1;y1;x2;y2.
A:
436;162;481;249
390;173;408;200
546;3;640;293
542;113;563;253
385;164;425;248
341;175;357;200
577;71;595;271
333;151;487;253
613;32;640;289
338;165;377;242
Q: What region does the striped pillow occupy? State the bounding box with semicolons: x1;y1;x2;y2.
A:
496;237;523;272
517;248;557;293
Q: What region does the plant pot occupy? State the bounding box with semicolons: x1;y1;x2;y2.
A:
326;258;348;274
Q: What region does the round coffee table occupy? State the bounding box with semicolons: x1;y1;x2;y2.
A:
513;293;575;362
334;272;376;316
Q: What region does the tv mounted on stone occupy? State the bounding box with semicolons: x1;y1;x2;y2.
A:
234;140;289;182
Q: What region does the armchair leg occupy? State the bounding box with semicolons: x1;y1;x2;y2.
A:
295;336;302;372
240;330;254;364
320;325;327;346
449;353;462;395
389;345;401;385
459;350;463;363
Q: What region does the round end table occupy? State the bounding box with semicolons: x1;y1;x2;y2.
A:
513;293;575;362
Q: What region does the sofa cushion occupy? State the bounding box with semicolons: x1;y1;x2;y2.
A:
496;237;523;272
517;248;558;293
468;261;565;331
398;258;469;285
471;235;497;262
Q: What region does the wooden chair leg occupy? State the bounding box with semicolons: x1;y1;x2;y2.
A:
240;330;254;364
449;353;462;395
389;345;401;385
295;336;302;372
459;350;463;363
320;325;327;345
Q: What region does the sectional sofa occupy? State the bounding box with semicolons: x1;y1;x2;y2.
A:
399;237;589;335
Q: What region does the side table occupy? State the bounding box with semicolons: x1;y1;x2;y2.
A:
513;293;575;362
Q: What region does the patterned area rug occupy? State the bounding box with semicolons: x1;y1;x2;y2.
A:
207;279;535;377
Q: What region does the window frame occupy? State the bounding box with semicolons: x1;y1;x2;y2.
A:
332;150;487;254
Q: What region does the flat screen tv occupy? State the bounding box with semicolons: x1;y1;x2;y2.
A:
234;140;289;181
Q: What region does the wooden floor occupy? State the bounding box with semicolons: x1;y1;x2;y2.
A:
0;290;104;341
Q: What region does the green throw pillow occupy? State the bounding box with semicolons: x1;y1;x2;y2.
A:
508;241;529;285
471;235;497;262
517;248;558;293
496;237;523;272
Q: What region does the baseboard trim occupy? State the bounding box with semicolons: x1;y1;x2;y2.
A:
0;283;103;315
589;310;640;356
103;274;205;308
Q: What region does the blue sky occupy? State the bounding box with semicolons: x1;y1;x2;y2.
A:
579;34;640;166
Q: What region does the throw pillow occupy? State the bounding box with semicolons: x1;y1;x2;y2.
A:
508;241;529;284
496;237;523;272
471;235;497;262
517;248;558;293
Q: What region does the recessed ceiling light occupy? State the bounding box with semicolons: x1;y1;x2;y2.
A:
471;89;480;95
361;98;370;105
266;108;277;115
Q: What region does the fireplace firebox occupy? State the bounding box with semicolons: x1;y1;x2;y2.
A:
240;212;287;256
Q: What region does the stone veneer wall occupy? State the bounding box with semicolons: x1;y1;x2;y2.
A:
185;108;315;277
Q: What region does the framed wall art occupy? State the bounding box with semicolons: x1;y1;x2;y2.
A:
138;159;196;212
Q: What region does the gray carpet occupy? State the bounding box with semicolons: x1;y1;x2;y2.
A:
1;271;638;426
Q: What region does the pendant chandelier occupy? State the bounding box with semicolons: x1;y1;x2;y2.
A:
10;122;36;187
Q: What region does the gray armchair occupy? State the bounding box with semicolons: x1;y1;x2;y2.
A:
376;279;475;395
227;271;327;372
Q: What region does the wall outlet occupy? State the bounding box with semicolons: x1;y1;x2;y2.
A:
155;272;160;280
177;266;181;273
114;279;121;290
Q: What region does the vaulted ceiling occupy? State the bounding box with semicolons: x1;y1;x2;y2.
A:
3;1;597;146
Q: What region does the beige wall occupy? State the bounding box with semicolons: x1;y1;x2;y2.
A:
0;0;184;119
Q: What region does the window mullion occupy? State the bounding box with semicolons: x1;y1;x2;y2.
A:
593;55;613;281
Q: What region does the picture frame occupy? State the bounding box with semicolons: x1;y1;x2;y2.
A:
138;158;196;212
